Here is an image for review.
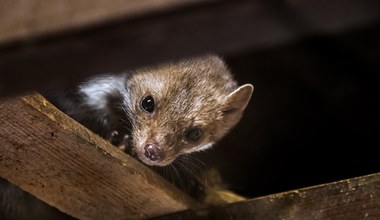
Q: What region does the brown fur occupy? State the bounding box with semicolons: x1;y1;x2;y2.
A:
125;55;253;166
0;55;253;219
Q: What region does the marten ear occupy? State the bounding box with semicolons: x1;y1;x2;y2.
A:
222;84;253;127
223;84;254;114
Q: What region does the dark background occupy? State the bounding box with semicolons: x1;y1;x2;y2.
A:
199;22;380;198
1;1;380;219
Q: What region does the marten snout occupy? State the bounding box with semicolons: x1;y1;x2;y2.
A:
144;143;164;161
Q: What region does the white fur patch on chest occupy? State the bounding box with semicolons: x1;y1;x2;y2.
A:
79;74;128;110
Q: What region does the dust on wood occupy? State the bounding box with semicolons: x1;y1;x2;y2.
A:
154;172;380;220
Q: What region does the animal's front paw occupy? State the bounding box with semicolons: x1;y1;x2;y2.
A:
116;134;130;151
109;130;132;153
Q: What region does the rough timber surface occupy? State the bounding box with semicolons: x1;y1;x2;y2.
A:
0;94;200;220
153;172;380;220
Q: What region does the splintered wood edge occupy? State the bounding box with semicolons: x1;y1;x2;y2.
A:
154;172;380;219
0;94;200;220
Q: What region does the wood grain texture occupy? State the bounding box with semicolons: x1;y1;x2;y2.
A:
154;172;380;220
0;94;200;220
1;0;379;98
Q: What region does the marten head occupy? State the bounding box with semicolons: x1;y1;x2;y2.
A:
124;55;253;166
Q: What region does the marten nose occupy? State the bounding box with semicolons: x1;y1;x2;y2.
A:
144;143;164;161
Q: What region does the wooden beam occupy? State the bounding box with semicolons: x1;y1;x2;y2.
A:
153;172;380;219
0;0;379;98
0;0;206;44
0;94;200;220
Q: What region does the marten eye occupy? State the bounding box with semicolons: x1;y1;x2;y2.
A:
185;128;202;143
141;95;155;113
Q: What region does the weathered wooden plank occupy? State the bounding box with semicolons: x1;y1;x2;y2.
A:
0;0;205;44
1;0;379;98
153;172;380;220
0;94;200;220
